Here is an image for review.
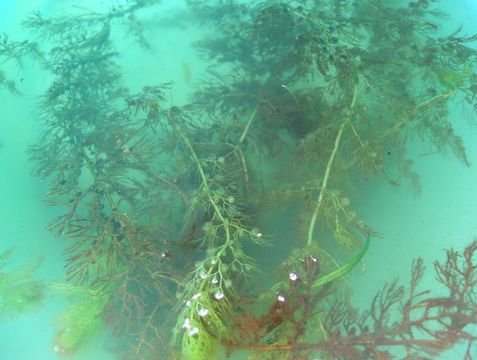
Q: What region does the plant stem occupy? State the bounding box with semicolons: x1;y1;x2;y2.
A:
238;109;258;144
177;129;231;260
307;85;358;248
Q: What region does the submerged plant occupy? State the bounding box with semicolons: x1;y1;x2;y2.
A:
1;0;476;359
51;284;110;356
217;240;477;359
0;248;44;319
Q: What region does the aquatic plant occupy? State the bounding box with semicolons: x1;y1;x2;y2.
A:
216;240;477;359
1;0;477;358
164;1;477;357
51;284;110;356
0;248;44;318
23;2;178;358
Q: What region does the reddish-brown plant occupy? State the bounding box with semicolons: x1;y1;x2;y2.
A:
221;241;477;359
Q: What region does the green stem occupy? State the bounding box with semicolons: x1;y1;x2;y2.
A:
178;129;232;261
307;85;358;248
238;109;257;144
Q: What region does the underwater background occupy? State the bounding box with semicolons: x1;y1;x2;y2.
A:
1;0;477;359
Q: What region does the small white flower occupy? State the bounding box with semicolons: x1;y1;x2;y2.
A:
256;232;263;238
192;293;201;300
277;295;285;303
188;327;199;337
211;277;219;284
185;300;192;307
182;317;191;330
199;272;207;279
198;308;209;317
289;272;298;282
214;292;225;300
160;252;167;258
310;256;317;263
211;259;217;265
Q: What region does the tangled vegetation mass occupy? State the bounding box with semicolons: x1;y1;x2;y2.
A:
1;0;476;359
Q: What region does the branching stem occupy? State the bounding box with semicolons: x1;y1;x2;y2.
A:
307;85;358;248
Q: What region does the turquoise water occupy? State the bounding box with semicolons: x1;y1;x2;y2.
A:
1;1;476;359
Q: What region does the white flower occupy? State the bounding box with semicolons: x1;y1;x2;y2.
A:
211;259;217;265
211;277;219;284
277;295;285;303
214;292;225;300
256;232;263;238
198;308;209;317
188;327;199;337
289;272;298;282
310;256;317;263
192;293;201;300
182;317;191;330
199;272;207;279
185;300;192;307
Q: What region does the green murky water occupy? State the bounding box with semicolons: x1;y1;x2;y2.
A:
1;1;476;359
